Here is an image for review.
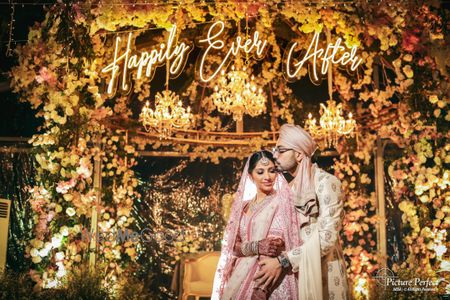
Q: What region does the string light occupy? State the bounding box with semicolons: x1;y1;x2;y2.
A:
5;1;15;57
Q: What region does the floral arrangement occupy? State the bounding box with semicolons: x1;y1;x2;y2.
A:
10;0;449;298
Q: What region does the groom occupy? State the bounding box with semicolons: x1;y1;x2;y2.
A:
254;124;349;299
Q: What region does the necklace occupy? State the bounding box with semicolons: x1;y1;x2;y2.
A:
247;195;267;214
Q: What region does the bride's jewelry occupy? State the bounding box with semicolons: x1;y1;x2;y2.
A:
260;156;270;166
248;196;264;213
241;241;259;256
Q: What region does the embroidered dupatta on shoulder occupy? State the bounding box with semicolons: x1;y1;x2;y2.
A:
212;156;300;299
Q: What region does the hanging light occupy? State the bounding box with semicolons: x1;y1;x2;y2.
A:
139;90;193;139
304;29;357;148
305;99;356;148
211;65;266;122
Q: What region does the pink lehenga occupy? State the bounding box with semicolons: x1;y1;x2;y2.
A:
212;158;300;300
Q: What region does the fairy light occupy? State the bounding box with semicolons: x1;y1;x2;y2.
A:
5;1;15;57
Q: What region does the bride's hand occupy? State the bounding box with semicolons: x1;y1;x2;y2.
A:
258;237;285;257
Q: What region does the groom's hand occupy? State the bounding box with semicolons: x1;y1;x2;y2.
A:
253;257;282;291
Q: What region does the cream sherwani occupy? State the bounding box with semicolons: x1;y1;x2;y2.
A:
286;165;349;300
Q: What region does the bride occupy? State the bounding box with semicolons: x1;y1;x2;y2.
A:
212;150;300;299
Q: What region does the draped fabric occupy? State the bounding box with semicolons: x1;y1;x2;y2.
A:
277;124;318;227
212;155;300;299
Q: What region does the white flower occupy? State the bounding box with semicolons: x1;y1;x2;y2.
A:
55;251;65;261
51;234;63;248
39;248;49;257
60;226;69;236
44;242;52;251
434;245;447;257
66;207;76;217
438;260;450;272
56;268;66;278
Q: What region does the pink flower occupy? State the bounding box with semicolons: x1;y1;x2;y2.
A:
35;67;57;86
47;211;55;222
30;198;46;213
56;178;77;194
35;215;48;238
402;29;422;53
72;4;86;23
91;107;108;121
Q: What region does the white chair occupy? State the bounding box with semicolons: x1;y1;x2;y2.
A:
182;251;220;300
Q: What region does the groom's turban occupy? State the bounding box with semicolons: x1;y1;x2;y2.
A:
278;124;317;157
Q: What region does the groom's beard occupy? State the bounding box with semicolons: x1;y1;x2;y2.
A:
274;163;294;182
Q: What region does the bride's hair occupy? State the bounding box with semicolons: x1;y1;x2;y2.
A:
248;150;276;173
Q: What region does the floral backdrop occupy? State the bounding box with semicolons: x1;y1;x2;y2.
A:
8;0;449;298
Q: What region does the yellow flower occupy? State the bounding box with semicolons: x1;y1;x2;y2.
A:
434;109;441;118
429;95;439;104
433;219;441;227
403;54;413;62
63;194;73;201
30;248;39;257
125;247;136;257
32;256;42;264
437;100;447;108
402;65;414;78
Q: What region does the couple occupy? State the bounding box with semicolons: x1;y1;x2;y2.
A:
212;124;349;300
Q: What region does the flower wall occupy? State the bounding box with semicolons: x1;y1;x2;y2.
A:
9;0;449;297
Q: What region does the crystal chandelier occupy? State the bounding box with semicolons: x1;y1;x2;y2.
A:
211;65;266;122
139;90;193;139
305;99;356;148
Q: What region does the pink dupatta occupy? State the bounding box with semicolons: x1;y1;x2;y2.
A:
212;156;300;299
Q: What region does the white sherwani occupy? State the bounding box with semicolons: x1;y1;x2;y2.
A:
286;165;349;300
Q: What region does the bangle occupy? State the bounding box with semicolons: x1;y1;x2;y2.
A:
241;241;258;256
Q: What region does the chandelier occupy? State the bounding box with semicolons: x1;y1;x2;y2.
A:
305;99;356;148
139;90;193;139
211;65;266;122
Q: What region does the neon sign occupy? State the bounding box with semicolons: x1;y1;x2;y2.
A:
101;25;191;96
283;32;363;83
196;20;268;83
100;21;363;96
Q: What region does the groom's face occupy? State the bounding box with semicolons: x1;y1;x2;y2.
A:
273;144;299;172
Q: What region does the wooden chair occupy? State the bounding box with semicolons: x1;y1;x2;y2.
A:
181;251;220;300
